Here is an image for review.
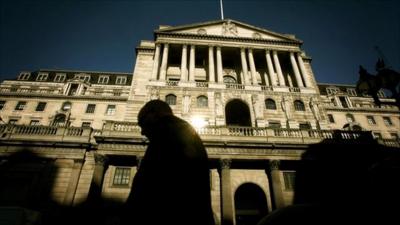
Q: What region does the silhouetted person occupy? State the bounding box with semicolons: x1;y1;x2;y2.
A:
258;138;400;225
123;100;215;225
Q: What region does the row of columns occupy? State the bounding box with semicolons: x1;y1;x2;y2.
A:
151;43;312;88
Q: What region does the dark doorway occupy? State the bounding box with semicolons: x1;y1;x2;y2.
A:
225;99;251;126
235;183;268;225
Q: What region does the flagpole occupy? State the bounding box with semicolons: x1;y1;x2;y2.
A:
220;0;224;20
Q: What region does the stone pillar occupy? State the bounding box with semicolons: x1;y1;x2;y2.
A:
159;43;169;81
290;52;304;87
151;43;161;80
273;51;286;86
63;159;84;206
87;154;108;203
297;53;311;87
265;50;277;86
189;45;196;82
219;159;234;225
240;48;250;85
180;44;188;82
208;46;215;83
268;160;285;209
248;49;258;85
216;46;223;83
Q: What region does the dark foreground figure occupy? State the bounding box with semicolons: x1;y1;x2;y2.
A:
258;137;400;225
122;100;215;225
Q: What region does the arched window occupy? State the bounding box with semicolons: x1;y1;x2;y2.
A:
223;76;236;84
197;95;208;108
346;114;355;123
165;94;176;105
294;100;305;111
265;99;276;110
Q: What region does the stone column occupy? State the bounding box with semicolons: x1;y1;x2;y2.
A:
208;46;215;83
151;43;161;80
248;49;258;85
64;159;84;206
273;51;286;86
268;160;285;209
290;52;304;87
219;159;234;225
159;43;169;81
297;53;311;87
240;48;250;85
265;50;277;86
216;46;223;83
180;44;188;82
87;154;108;203
189;45;196;82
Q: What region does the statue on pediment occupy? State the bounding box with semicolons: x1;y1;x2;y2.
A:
222;21;238;36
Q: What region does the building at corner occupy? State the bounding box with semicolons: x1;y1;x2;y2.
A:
0;19;399;225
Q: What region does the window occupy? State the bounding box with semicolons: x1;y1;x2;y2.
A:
30;120;40;125
106;105;116;115
327;114;335;123
265;99;277;110
197;95;208;108
98;76;109;84
294;100;305;111
390;133;399;139
86;104;96;113
283;172;296;190
53;114;66;127
8;119;18;124
36;73;48;81
81;122;91;128
165;94;177;105
326;87;339;95
268;121;281;129
113;167;131;186
75;74;90;82
223;76;236;84
35;102;47;112
346;88;357;96
366;116;376;125
373;132;382;139
299;123;311;130
339;96;349;108
18;72;30;80
116;76;127;85
54;73;66;82
346;114;355;123
383;117;393;126
15;101;26;111
0;101;5;110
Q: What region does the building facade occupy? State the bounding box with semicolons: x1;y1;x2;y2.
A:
0;19;399;225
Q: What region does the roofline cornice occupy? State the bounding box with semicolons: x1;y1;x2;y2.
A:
155;32;302;47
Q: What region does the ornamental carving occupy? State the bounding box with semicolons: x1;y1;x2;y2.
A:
222;21;238;36
197;28;207;35
219;158;232;169
269;160;280;170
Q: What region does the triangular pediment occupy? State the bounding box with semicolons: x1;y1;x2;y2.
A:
156;19;301;43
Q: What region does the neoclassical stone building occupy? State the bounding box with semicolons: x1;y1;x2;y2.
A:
0;19;399;225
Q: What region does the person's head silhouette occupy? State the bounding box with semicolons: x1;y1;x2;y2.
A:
138;100;173;138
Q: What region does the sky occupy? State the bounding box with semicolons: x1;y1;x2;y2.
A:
0;0;399;85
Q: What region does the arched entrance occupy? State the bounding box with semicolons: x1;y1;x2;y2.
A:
225;99;251;126
235;183;268;225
